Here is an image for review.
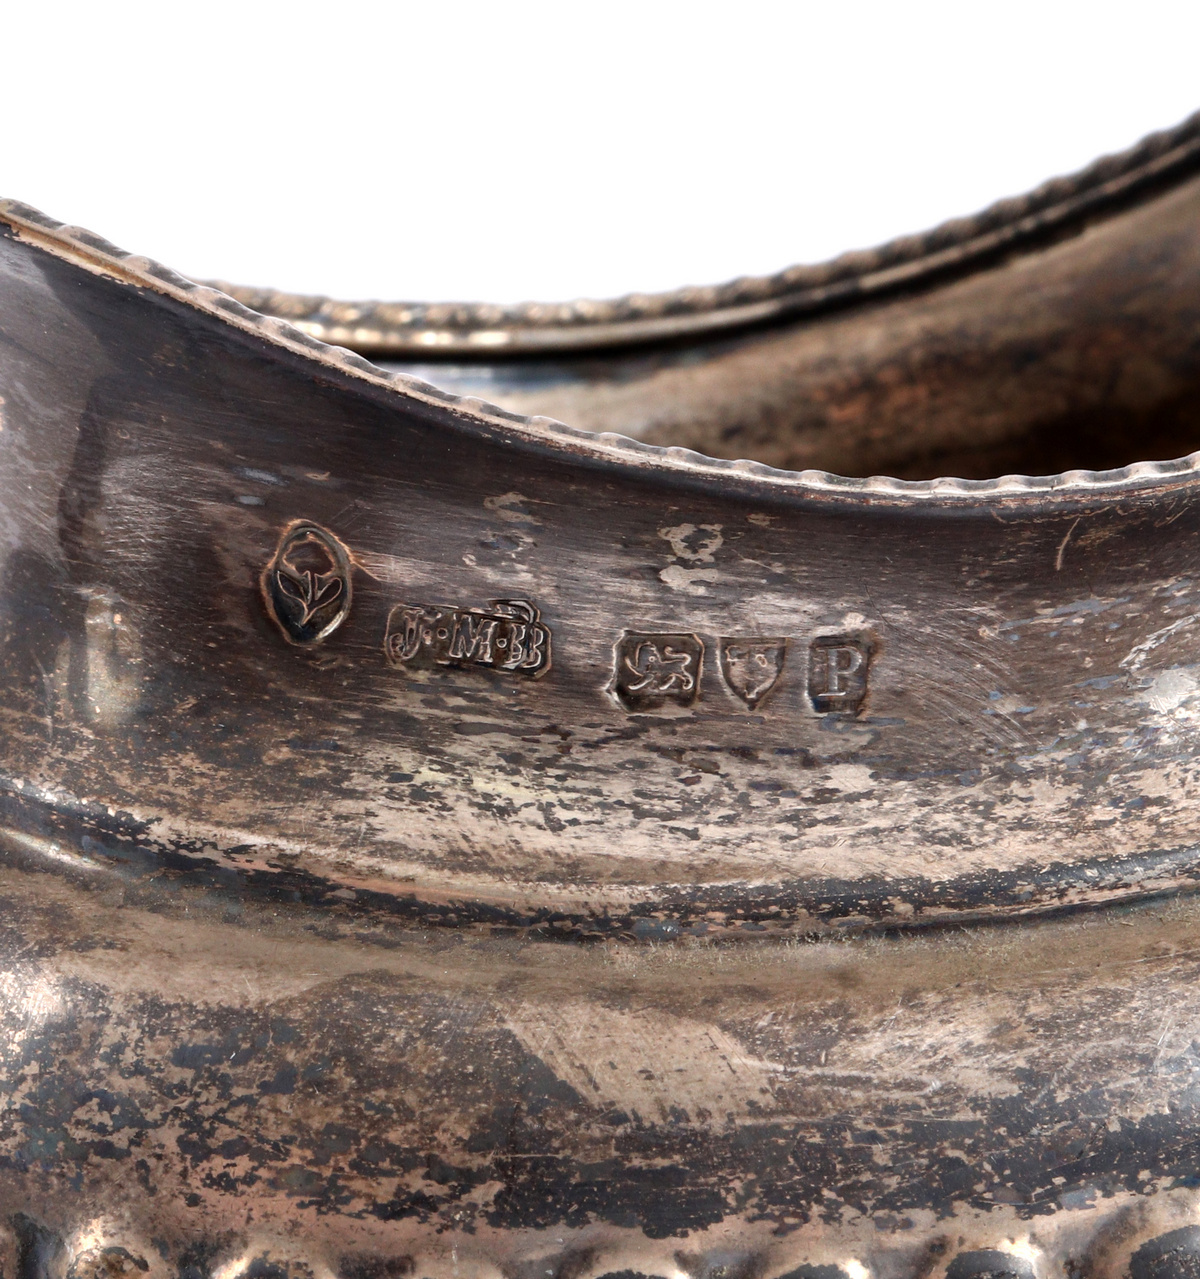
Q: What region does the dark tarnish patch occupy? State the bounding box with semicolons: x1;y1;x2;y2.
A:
1;950;1200;1236
485;1157;728;1238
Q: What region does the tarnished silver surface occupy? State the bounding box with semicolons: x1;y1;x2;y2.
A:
5;113;1200;1279
7;198;1200;934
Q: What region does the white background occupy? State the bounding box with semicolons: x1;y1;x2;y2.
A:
6;1;1200;304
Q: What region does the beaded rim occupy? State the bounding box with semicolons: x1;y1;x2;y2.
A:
3;195;1200;505
211;110;1200;354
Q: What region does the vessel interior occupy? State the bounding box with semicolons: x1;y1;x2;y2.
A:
347;171;1200;482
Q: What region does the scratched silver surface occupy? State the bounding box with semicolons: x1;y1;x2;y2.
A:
3;201;1200;930
4;114;1200;1277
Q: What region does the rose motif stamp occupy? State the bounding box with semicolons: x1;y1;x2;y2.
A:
261;520;353;646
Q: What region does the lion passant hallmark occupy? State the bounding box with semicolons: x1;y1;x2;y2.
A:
611;632;703;710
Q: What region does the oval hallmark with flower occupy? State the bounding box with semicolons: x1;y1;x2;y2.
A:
261;520;353;646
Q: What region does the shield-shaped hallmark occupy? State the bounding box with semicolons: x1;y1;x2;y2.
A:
718;638;787;708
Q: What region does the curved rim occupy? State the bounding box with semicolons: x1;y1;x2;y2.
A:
3;196;1200;505
211;111;1200;355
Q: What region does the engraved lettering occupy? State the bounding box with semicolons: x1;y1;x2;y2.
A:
719;638;786;708
612;632;703;711
261;520;353;646
448;613;498;664
808;634;873;715
385;606;443;663
385;598;551;678
492;600;551;672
